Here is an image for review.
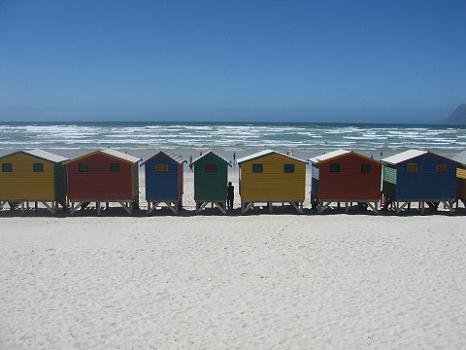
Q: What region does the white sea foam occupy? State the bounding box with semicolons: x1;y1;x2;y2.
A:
0;123;465;154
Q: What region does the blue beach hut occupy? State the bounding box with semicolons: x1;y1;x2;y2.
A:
381;150;460;214
142;152;185;214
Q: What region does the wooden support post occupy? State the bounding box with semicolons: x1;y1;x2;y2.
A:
165;201;178;214
420;201;425;215
396;202;408;214
345;202;349;213
41;201;56;215
443;200;454;213
268;202;273;214
97;202;101;216
213;201;227;214
290;201;303;214
241;202;254;214
318;202;331;214
119;202;132;215
69;202;81;214
147;202;157;215
196;202;208;213
367;202;378;215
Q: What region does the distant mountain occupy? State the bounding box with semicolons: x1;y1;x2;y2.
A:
446;103;466;124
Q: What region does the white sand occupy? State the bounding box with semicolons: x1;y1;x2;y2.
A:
1;214;466;349
1;170;466;349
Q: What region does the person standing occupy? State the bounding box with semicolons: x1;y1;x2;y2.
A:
227;181;234;210
233;152;237;168
189;154;193;172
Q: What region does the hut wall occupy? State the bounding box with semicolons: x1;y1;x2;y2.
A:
54;163;68;202
317;154;381;201
145;154;180;201
67;153;135;201
311;165;320;198
0;153;56;201
240;153;306;201
382;165;397;199
456;168;466;200
395;155;457;200
194;154;228;201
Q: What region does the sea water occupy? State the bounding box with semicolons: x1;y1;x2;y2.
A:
0;122;465;157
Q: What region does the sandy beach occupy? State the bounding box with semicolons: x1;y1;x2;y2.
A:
1;214;466;349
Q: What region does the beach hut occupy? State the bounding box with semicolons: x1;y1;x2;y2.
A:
142;151;185;214
237;150;307;213
310;150;381;213
453;150;466;207
381;150;460;214
66;149;141;215
192;151;231;214
0;149;68;214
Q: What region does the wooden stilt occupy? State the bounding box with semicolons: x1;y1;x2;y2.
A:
396;202;408;214
119;202;132;215
41;201;56;215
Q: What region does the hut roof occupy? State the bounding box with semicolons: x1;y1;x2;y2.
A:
309;149;350;164
67;149;141;164
382;150;428;165
101;149;141;163
0;149;68;163
237;150;308;164
141;151;185;165
192;151;232;166
453;150;466;165
382;149;461;166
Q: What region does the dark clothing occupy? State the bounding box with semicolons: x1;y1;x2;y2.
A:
227;185;234;210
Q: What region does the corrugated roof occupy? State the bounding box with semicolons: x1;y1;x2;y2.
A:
141;151;185;165
309;149;351;164
382;149;427;165
237;149;308;164
192;150;231;166
24;149;68;163
453;150;466;165
101;149;141;163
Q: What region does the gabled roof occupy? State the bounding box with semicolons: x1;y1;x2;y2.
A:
192;150;232;166
141;151;185;165
453;150;466;165
67;149;141;164
382;149;461;166
0;149;68;163
382;149;428;165
237;149;308;164
310;149;380;165
101;149;141;163
309;149;351;164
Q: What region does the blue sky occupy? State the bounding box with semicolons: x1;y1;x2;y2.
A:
0;0;465;122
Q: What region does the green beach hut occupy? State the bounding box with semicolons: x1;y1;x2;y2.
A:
192;151;231;214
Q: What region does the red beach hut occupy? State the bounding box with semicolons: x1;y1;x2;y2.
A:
66;149;141;215
310;150;381;213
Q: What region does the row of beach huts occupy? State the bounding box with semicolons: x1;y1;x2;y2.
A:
0;148;466;215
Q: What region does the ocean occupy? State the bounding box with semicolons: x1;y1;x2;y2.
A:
0;122;465;158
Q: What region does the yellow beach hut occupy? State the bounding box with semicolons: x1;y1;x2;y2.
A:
0;149;68;214
237;150;307;213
